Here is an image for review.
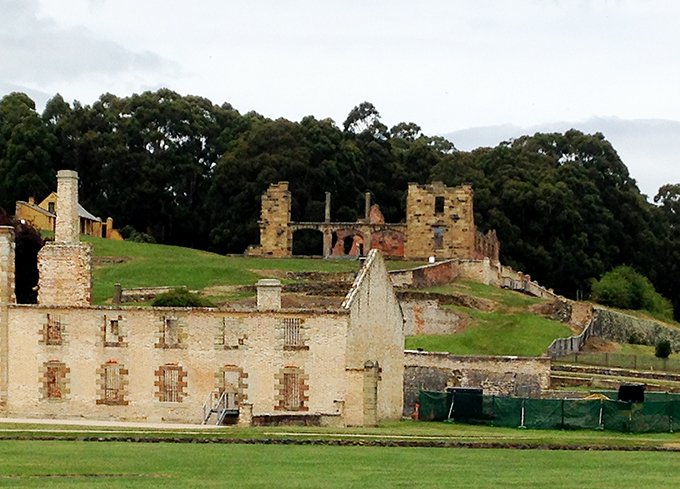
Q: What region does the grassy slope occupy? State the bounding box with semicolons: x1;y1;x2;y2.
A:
84;236;424;304
1;439;679;488
405;281;572;357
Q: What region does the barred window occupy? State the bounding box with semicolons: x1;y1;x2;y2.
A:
46;366;62;398
155;364;187;403
46;314;62;345
283;318;301;349
283;372;301;411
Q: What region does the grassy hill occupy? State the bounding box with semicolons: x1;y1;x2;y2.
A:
83;236;422;304
405;281;573;357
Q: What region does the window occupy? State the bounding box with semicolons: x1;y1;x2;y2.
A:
223;370;240;408
275;367;308;411
46;314;62;345
41;361;69;400
433;227;445;249
283;373;301;410
435;196;445;214
155;364;187;403
283;318;301;349
104;315;124;346
157;316;183;348
48;202;55;214
97;362;128;405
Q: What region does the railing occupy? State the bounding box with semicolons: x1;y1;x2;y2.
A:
554;352;680;374
202;390;229;425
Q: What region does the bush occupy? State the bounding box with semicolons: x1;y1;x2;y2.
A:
656;339;672;359
591;266;674;320
120;225;156;244
152;288;214;307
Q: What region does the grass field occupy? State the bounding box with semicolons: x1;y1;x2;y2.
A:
0;439;679;488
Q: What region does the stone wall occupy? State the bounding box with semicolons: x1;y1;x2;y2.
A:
4;305;352;424
0;227;15;405
401;300;466;336
403;350;551;416
37;243;93;307
247;182;292;257
404;182;476;260
591;307;680;351
343;249;405;425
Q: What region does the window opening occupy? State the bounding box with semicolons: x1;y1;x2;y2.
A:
433;227;445;249
46;365;62;398
435;196;445;214
48;202;55;214
164;317;179;346
283;318;301;349
283;372;301;410
46;314;62;345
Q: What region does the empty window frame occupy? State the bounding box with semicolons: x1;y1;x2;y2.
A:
104;315;123;345
46;314;62;345
433;226;445;249
42;361;68;400
164;317;179;347
435;196;445;214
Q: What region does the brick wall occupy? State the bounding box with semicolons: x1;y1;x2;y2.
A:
401;300;466;336
247;182;293;257
37;243;93;307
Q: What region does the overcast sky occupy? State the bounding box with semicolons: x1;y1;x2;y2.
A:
2;0;679;198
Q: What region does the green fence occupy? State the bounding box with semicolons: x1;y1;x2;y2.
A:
555;352;680;373
419;390;680;433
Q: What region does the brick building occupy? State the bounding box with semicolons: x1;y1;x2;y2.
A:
0;171;404;426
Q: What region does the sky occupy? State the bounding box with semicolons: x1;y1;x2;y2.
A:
2;0;680;198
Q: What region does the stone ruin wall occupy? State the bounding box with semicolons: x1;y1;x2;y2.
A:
247;181;497;262
247;182;292;257
403;182;476;260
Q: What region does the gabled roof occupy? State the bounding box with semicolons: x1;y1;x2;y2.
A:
37;192;101;222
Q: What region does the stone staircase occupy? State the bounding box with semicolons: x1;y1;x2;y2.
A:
547;363;680;398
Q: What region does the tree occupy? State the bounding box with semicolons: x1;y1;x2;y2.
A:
0;93;55;210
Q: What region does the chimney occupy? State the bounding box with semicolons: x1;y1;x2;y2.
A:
364;192;371;221
256;279;282;311
28;197;35;205
54;170;80;243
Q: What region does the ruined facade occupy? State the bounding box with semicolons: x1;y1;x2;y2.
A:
0;172;404;426
247;181;499;262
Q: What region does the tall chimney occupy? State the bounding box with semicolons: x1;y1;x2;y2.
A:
325;192;331;223
364;192;371;221
54;170;80;243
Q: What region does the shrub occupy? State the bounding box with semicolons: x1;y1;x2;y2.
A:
120;225;156;244
656;339;672;359
591;265;674;320
152;288;214;307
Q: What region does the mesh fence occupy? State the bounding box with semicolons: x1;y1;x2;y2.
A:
420;390;680;433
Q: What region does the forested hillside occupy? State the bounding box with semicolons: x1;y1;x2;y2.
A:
1;89;679;314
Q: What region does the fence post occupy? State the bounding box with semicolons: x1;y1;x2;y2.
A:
634;355;637;370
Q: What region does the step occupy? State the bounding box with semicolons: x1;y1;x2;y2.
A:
551;363;680;383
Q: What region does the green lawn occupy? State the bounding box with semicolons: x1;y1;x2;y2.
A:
423;280;544;309
83;236;424;304
0;439;679;488
406;308;572;357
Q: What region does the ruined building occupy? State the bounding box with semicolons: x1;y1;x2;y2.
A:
0;171;404;426
247;181;500;262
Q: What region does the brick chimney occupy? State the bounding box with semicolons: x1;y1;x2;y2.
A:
54;170;80;243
